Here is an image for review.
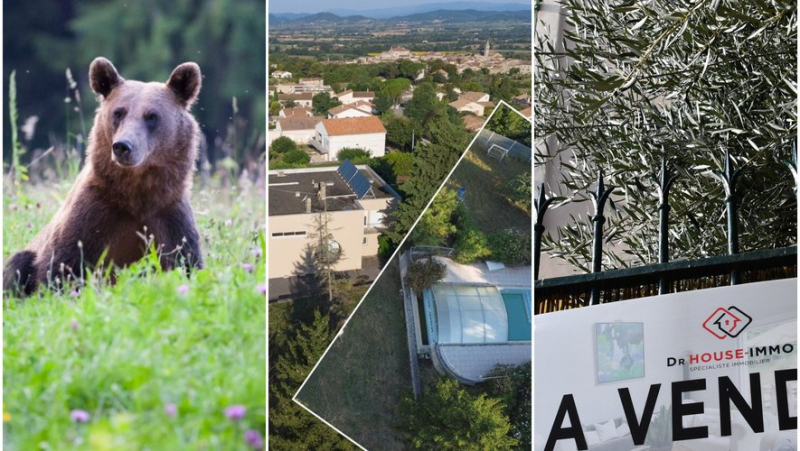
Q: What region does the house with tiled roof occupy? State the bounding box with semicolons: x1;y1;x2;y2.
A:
272;70;292;79
299;77;324;87
327;104;371;119
460;91;490;103
462;115;486;132
336;90;376;105
313;116;387;161
278;93;313;108
271;116;324;145
448;91;494;116
279;106;313;118
327;101;374;119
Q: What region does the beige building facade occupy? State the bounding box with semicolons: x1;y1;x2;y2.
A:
268;164;399;281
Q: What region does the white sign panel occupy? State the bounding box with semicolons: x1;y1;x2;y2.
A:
534;279;797;451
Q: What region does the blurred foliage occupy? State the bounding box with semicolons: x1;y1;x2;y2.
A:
486;105;531;147
4;0;265;171
536;0;797;271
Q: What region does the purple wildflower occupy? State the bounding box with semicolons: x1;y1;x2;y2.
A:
224;405;246;420
70;409;90;423
224;219;233;227
244;429;264;450
164;403;177;417
257;284;266;295
241;263;254;273
71;319;79;331
251;248;263;259
177;285;189;295
70;290;79;297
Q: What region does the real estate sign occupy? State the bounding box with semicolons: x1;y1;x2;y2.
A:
534;278;797;451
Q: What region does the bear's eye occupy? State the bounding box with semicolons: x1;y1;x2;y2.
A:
144;112;159;124
112;109;126;121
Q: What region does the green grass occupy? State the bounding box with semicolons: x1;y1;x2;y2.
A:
449;142;531;235
3;180;266;450
296;260;409;450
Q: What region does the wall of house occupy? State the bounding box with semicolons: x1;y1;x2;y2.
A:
327;133;386;160
337;92;354;104
331;108;371;119
269;209;366;279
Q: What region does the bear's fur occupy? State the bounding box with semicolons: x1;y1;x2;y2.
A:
4;57;204;296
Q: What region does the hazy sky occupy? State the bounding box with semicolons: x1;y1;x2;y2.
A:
270;0;528;14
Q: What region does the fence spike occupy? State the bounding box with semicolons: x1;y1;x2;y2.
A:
588;169;616;304
657;154;677;294
712;149;743;284
534;183;554;280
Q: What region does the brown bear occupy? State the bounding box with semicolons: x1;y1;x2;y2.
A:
4;57;204;296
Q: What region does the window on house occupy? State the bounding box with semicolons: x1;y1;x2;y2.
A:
363;237;368;245
272;231;307;237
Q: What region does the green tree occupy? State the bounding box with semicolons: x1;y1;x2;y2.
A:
336;148;371;163
536;0;797;271
411;188;459;246
283;148;310;165
270;100;282;117
486;106;531;147
387;141;462;248
455;228;491;264
485;363;532;451
373;93;395;115
312;92;342;116
269;310;354;450
404;82;441;125
404;257;447;295
381;78;412;106
401;378;517;451
384;152;414;177
386;117;418;151
271;136;298;154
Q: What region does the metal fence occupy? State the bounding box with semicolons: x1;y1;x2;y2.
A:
535;151;798;314
474;129;532;162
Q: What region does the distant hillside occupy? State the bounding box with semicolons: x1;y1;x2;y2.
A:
271;9;531;26
295;12;373;24
324;2;530;19
394;9;531;23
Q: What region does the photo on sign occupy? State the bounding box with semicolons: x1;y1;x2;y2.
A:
595;322;645;384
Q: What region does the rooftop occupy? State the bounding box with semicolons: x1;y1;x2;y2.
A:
321;116;386;136
278;93;313;101
268;165;396;216
281;106;312;117
276;116;323;131
460;91;489;102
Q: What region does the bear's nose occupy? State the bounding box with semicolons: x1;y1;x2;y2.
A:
112;140;132;158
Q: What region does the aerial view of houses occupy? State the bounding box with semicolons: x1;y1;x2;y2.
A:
294;103;533;450
268;162;399;299
267;1;532;449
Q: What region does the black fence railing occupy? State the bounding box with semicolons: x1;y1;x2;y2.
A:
535;246;797;314
534;145;798;313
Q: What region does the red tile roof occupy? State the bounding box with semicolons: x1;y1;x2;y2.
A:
321;116;386;136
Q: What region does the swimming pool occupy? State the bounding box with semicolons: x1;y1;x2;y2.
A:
423;284;532;344
501;289;532;341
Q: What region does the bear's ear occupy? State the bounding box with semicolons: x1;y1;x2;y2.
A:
167;62;202;108
89;57;124;98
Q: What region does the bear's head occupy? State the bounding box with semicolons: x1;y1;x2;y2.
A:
89;57;201;169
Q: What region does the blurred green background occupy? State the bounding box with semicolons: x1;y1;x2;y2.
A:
4;0;266;180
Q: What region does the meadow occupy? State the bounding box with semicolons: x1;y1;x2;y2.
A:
3;172;266;449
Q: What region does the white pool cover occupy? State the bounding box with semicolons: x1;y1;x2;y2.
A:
431;284;508;344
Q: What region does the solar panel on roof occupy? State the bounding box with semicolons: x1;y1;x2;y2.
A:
337;159;373;199
337;160;358;184
350;173;372;199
